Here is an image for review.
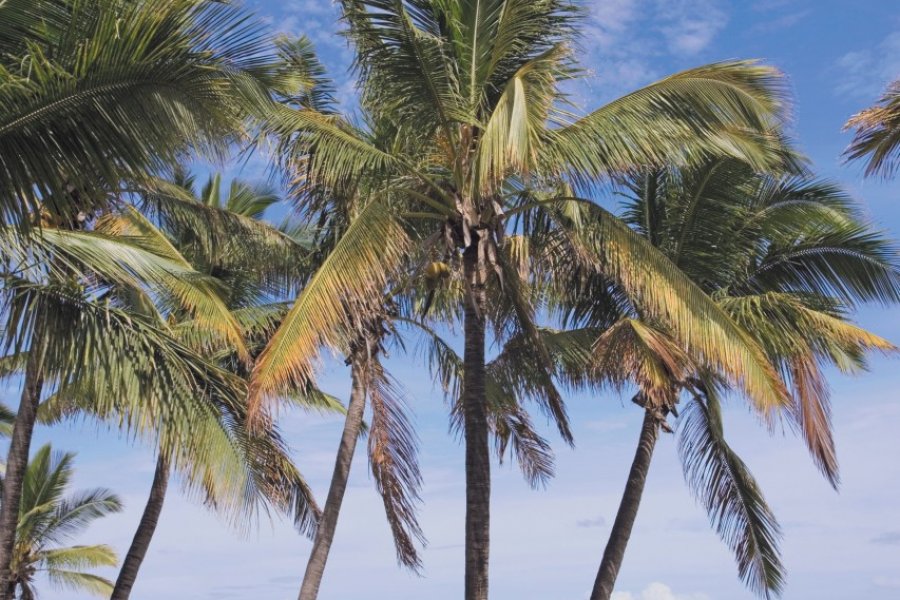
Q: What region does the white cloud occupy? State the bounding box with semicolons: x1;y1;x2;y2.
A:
612;582;710;600
576;516;606;529
748;9;810;35
655;0;728;56
587;0;642;50
579;0;728;101
835;31;900;100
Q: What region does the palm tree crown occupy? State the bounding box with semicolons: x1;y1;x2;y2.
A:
9;444;122;599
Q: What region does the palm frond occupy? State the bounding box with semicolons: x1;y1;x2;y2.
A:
678;390;785;598
250;199;410;410
844;79;900;178
45;569;115;597
0;0;273;227
542;198;789;416
38;544;117;570
545;61;790;180
365;357;425;570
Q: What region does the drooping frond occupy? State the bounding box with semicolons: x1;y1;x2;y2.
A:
1;280;245;474
1;224;249;360
365;357;425;570
491;242;572;442
678;391;785;598
44;569;115;597
403;318;556;486
719;292;895;487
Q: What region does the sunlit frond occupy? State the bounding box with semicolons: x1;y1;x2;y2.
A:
546;61;790;180
591;319;694;408
844;79;900;178
542;198;788;415
250;199;411;410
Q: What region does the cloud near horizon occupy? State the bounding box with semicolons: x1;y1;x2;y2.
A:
611;582;709;600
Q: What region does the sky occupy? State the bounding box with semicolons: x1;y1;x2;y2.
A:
9;1;900;599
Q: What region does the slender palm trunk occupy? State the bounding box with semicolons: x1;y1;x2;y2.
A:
298;357;368;600
462;242;490;600
0;320;49;600
590;410;660;600
110;453;170;600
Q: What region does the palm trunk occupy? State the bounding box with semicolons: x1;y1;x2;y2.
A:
0;320;49;600
590;410;660;600
462;242;490;600
110;453;170;600
298;357;368;600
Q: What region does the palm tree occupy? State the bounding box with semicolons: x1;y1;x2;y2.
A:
251;38;428;599
844;79;900;177
573;161;900;599
0;0;278;592
28;172;325;600
252;4;798;598
7;444;122;599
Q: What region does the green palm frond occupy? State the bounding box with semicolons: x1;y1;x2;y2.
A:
545;61;790;180
38;544;118;570
45;569;115;597
0;402;14;437
2;280;245;462
0;0;273;227
342;0;464;133
37;490;122;548
747;223;900;306
269;35;338;113
678;390;785;598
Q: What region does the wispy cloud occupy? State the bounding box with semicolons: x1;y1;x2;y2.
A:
834;31;900;100
748;9;811;35
871;531;900;545
579;0;729;101
576;516;606;529
655;0;729;56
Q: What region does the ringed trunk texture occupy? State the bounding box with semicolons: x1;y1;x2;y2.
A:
110;453;171;600
590;410;660;600
462;242;490;600
298;357;368;600
0;320;49;600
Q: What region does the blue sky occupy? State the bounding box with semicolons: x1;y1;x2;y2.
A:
13;1;900;599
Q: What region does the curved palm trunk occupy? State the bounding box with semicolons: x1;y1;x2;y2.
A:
462;243;490;600
0;321;49;600
110;453;170;600
590;410;660;600
298;357;368;600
